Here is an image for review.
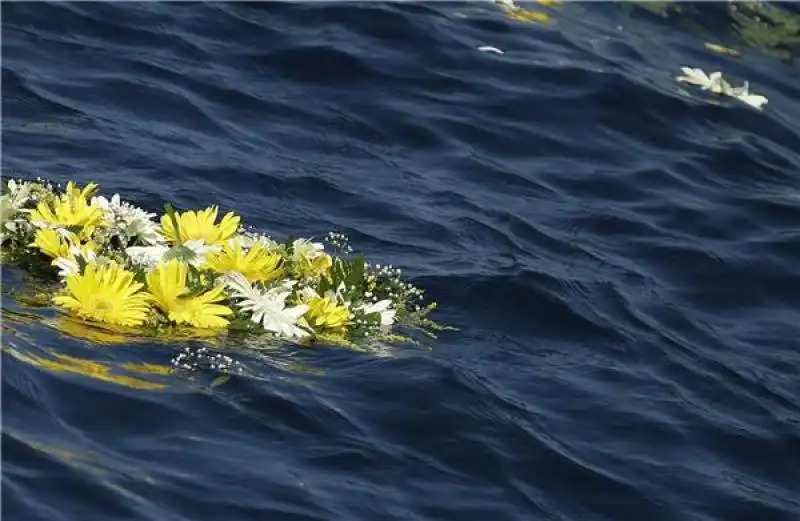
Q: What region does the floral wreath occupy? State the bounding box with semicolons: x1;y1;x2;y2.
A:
1;178;449;349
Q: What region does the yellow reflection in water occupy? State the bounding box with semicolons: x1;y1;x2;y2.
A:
11;434;157;484
493;0;559;24
505;7;552;25
47;315;227;346
4;345;169;391
50;316;142;345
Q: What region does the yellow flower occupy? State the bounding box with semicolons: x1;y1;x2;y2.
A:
295;253;332;279
160;206;240;245
29;181;105;235
146;259;232;329
31;228;77;259
53;263;152;327
205;241;282;282
303;296;350;335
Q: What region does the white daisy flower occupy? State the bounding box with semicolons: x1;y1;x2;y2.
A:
224;273;310;339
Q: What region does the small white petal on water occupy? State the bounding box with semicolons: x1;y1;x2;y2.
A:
477;46;504;55
736;93;768;110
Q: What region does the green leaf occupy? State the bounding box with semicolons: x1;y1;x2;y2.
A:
164;203;182;244
163;244;196;264
284;235;296;255
211;375;231;388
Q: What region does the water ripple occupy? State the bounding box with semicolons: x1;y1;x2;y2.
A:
3;2;800;521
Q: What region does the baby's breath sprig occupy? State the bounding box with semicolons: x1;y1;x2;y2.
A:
325;231;353;255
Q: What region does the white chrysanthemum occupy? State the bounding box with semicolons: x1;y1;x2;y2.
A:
1;180;34;229
54;257;81;279
360;299;396;327
5;180;33;207
182;239;221;266
676;66;768;110
93;193;163;245
126;244;170;269
292;238;325;262
126;239;220;270
225;273;310;339
54;246;98;279
676;67;729;94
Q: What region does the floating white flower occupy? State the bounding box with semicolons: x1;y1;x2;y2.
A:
224;273;310;339
727;81;768;110
676;66;768;110
478;46;504;55
676;67;728;93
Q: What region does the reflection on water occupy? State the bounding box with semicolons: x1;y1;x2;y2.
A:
47;316;227;347
3;270;349;392
4;344;171;391
10;434;158;485
626;1;800;62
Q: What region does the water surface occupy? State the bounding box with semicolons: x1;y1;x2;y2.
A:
3;3;800;521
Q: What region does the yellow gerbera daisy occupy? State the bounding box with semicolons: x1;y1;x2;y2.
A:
146;259;233;329
303;296;351;335
205;241;282;282
31;228;77;259
29;181;105;235
53;263;152;327
160;206;240;246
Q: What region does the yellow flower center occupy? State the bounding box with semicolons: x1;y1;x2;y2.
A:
91;296;114;313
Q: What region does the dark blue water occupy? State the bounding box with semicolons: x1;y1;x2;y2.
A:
3;2;800;520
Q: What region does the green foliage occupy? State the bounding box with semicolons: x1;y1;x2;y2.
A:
318;253;366;300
